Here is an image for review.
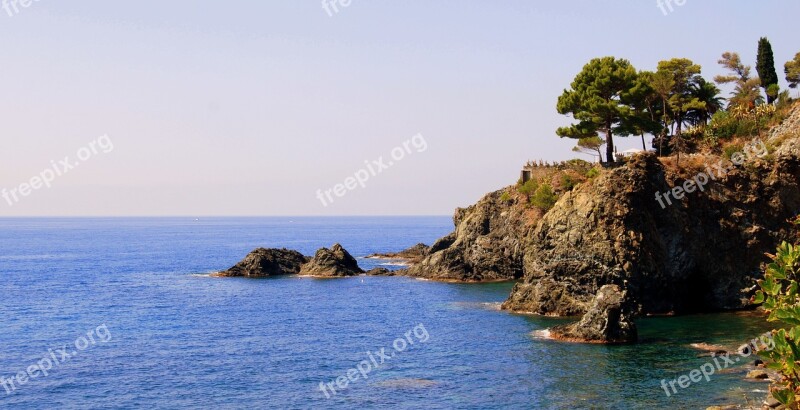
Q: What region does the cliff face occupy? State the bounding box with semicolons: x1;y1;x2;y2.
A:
405;190;537;282
406;106;800;317
503;107;800;316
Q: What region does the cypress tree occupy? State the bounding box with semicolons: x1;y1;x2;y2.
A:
756;37;780;103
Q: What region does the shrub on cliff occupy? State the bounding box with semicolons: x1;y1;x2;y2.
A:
560;173;579;191
753;217;800;407
531;184;557;211
518;179;538;196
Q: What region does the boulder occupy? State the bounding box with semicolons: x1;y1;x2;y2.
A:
300;244;364;277
549;285;637;344
215;248;308;277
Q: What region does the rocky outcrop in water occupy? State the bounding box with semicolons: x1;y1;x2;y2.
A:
364;267;394;276
215;248;308;277
366;243;430;263
549;285;637;344
299;243;364;277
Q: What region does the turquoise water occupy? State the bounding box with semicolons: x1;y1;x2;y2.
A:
0;217;773;409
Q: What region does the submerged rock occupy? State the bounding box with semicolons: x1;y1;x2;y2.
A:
364;267;393;276
300;243;364;277
215;248;308;277
549;285;637;344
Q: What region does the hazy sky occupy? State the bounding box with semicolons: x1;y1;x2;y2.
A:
2;0;799;216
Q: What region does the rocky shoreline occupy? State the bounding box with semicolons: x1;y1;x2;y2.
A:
217;105;800;348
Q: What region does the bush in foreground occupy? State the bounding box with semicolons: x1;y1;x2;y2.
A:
754;217;800;407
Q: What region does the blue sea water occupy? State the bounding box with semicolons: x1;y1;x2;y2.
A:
0;217;774;409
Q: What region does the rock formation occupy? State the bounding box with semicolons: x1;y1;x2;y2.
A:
364;267;394;276
215;248;308;277
299;243;364;277
405;190;535;281
366;243;430;263
549;285;637;344
385;105;800;321
503;106;800;316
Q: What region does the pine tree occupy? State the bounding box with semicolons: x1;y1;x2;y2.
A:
556;57;638;164
656;58;705;139
757;37;780;103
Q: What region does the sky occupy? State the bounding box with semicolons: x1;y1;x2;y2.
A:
1;0;799;216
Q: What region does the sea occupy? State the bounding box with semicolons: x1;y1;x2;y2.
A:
0;217;773;409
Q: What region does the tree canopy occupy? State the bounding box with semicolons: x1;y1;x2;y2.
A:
556;57;638;163
715;52;764;110
786;52;800;89
655;58;706;138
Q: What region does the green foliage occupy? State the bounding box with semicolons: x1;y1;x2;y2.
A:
656;58;706;139
754;218;800;406
706;111;738;140
560;174;578;191
757;37;780;103
722;143;744;160
565;158;593;170
767;84;781;102
585;168;600;179
617;70;664;144
649;70;676;155
530;184;557;210
572;136;604;161
715;51;764;110
704;99;785;142
557;57;639;163
687;77;724;126
499;191;511;203
777;90;794;110
786;52;800;89
518;179;539;196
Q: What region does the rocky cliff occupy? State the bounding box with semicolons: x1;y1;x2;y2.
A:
503;107;800;316
404;189;537;282
403;105;800;318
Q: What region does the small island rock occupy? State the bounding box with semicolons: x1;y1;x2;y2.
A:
215;248;308;277
300;243;364;277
